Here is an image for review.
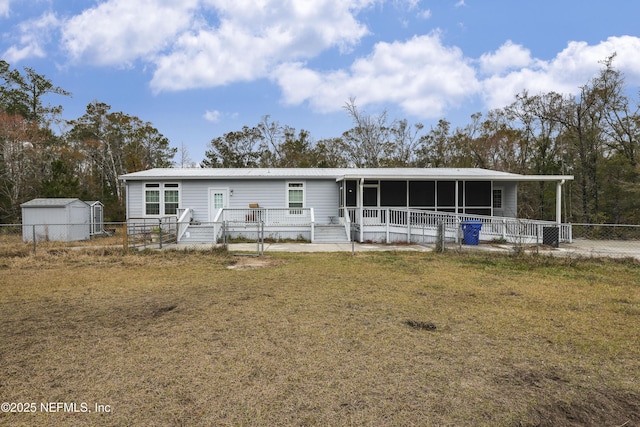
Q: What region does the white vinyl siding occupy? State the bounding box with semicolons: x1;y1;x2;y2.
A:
170;179;339;224
495;182;517;217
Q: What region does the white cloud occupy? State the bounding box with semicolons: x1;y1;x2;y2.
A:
203;109;221;123
478;40;536;75
0;0;11;18
61;0;198;65
7;0;640;127
3;12;60;63
275;33;640;121
397;0;419;9
275;32;480;117
418;9;432;19
480;36;640;109
149;0;373;92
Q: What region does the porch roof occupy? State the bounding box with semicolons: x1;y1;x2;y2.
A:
119;168;572;182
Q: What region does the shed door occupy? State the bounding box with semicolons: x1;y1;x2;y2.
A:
209;188;228;222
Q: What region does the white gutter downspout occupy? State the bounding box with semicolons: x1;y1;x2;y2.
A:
556;179;565;224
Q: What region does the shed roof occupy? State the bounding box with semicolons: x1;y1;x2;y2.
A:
21;198;88;208
119;168;573;182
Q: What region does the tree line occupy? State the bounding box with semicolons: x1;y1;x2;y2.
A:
0;60;176;222
2;55;639;224
204;55;640;224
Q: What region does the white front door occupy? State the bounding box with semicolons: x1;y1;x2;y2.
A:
209;188;228;222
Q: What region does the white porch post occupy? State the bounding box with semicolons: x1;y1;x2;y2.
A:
310;208;315;243
359;178;364;243
386;208;390;243
556;180;565;224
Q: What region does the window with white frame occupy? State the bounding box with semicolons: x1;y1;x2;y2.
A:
493;188;503;209
145;184;160;215
164;183;179;215
145;183;180;216
287;182;304;215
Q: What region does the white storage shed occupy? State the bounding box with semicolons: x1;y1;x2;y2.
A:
85;200;105;236
21;198;91;242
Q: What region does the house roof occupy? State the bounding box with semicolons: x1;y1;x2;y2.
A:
20;198;88;208
119;168;573;182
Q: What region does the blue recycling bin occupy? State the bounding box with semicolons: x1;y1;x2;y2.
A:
461;221;482;245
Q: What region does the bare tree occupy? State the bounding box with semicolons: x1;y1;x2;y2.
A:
342;98;393;167
178;142;197;168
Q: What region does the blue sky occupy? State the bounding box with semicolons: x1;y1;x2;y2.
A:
2;0;640;164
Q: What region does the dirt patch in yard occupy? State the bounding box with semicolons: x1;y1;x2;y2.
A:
226;255;283;270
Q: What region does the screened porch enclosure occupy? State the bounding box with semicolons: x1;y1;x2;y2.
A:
338;179;511;218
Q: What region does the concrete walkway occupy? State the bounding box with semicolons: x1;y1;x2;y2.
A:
168;239;638;259
234;242;433;252
174;241;432;253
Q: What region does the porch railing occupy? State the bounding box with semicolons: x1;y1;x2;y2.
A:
339;207;352;241
345;207;572;244
220;208;313;226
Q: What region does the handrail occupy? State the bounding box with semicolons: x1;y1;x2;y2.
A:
212;209;225;244
176;208;191;242
341;207;352;241
343;207;572;244
213;208;224;223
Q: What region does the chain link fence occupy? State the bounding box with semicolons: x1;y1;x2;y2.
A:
0;222;127;256
433;222;640;260
1;221;639;260
564;224;640;260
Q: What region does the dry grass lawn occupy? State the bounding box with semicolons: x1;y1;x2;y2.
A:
0;248;639;426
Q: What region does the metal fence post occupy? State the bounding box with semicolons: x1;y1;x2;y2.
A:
123;222;128;250
223;221;228;248
32;225;36;255
435;221;443;253
352;226;355;256
158;219;163;249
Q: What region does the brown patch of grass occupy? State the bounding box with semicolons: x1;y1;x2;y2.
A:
0;251;638;426
226;255;284;270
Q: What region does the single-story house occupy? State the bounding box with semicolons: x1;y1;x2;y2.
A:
119;168;573;245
